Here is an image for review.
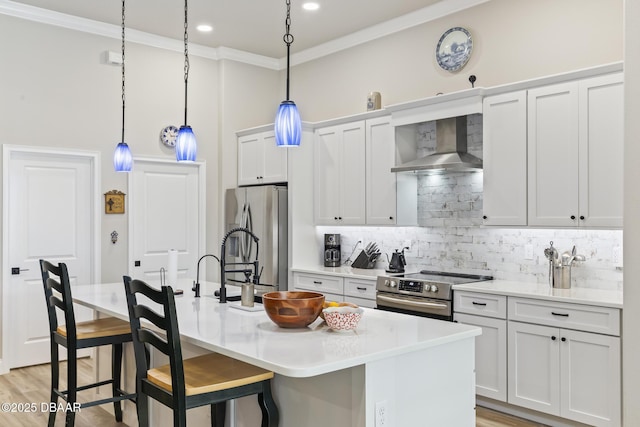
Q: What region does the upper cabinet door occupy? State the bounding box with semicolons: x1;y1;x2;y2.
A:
336;122;366;225
482;91;528;226
314;126;343;224
366;116;396;225
238;133;264;186
527;82;580;227
262;131;288;184
578;73;624;228
314;121;366;225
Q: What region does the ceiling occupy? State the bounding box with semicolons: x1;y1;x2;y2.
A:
8;0;460;59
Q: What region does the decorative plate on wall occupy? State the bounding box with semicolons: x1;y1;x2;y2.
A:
436;27;473;72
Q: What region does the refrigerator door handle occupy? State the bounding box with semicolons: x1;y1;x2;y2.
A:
240;202;253;263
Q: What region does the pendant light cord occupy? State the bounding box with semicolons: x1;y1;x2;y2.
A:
283;0;293;101
121;0;126;142
183;0;190;126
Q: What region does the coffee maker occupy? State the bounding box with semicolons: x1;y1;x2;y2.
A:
324;234;341;267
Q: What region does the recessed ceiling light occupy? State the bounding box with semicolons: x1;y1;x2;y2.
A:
196;24;213;32
302;2;319;11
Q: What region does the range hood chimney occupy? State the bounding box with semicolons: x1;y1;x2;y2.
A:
391;116;482;174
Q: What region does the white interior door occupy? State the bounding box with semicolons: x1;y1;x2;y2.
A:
2;146;99;370
129;158;205;287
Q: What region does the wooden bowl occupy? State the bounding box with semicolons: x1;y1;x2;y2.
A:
262;291;325;328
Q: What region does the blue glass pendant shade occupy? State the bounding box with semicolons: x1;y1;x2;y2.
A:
113;142;133;172
275;100;301;147
176;125;197;162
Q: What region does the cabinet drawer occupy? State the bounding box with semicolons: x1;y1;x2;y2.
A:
454;291;507;319
508;297;620;336
292;272;344;294
344;278;376;300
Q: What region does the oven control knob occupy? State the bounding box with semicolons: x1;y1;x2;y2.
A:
430;285;439;293
387;280;397;288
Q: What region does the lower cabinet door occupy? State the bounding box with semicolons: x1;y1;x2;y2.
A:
454;313;507;401
560;329;621;427
508;321;561;414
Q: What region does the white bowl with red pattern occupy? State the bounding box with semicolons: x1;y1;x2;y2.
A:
323;306;364;331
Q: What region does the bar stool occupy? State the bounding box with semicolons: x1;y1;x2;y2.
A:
123;276;279;427
40;259;136;427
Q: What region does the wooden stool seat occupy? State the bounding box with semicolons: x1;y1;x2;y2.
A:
148;353;274;396
57;317;131;339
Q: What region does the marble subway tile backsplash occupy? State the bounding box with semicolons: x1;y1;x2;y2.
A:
318;226;622;291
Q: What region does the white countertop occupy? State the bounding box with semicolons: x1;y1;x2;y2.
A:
454;280;623;309
72;280;480;378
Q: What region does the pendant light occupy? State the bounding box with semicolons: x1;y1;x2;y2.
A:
175;0;197;162
274;0;302;147
113;0;133;171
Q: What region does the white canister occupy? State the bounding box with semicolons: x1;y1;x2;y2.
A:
367;92;381;111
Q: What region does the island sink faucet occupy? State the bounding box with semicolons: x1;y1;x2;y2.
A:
192;254;221;298
219;227;261;303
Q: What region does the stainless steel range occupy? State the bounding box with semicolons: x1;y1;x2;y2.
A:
376;270;493;321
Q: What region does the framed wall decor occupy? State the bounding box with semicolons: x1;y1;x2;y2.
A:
104;190;125;214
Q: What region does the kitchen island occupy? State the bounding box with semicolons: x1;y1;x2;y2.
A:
72;280;481;427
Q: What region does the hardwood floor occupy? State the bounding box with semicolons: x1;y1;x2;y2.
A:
0;358;127;427
0;358;546;427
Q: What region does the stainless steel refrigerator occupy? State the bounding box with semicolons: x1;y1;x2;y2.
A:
224;185;288;291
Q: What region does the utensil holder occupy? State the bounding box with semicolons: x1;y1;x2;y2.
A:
241;283;255;307
552;265;571;289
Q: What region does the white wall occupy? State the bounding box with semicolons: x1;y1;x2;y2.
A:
623;0;640;424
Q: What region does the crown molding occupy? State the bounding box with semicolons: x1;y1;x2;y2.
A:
287;0;490;66
1;0;488;70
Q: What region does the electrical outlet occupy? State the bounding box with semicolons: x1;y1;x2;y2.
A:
375;400;388;427
524;244;534;260
402;239;412;252
613;246;622;265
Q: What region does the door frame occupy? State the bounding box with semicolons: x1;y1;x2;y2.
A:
1;144;101;374
127;156;207;277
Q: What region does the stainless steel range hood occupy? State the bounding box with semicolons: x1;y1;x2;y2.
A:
391;116;482;174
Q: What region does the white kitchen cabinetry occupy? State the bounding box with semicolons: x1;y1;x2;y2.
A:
292;272;344;302
482;91;528;226
365;116;396;225
454;291;507;401
292;272;377;308
314;121;366;225
507;298;620;426
343;278;377;308
238;130;287;186
527;73;623;227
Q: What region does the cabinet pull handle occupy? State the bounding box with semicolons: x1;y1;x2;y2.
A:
551;336;557;341
356;287;367;291
561;337;567;342
551;312;569;317
389;216;393;220
570;215;576;220
472;301;487;306
483;215;488;220
580;215;585;220
313;281;322;284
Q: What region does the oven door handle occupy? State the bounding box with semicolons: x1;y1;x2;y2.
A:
377;294;449;310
